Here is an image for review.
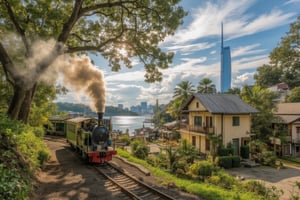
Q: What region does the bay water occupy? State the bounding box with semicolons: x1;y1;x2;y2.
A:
110;115;154;135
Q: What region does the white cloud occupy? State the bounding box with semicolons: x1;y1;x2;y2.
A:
232;54;269;72
232;72;255;87
165;0;295;44
231;43;266;58
166;42;216;53
284;0;300;5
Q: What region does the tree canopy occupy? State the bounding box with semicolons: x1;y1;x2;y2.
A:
0;0;186;122
254;15;300;89
241;85;277;140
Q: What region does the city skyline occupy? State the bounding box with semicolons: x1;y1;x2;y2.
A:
56;0;300;108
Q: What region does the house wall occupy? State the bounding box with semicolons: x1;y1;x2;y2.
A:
183;98;251;154
221;114;251;146
180;130;207;153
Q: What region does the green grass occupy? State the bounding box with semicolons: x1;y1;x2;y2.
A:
117;148;263;200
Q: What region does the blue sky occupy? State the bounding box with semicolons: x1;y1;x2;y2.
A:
57;0;300;109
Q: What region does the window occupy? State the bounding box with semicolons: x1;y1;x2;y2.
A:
296;127;300;134
196;102;199;108
194;116;202;126
192;136;196;146
232;116;240;126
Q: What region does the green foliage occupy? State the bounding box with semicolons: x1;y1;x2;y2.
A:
117;148;262;200
287;86;300;102
289;181;300;200
216;156;233;169
117;134;131;145
232;156;241;168
173;81;196;104
197;78;216;94
0;114;50;199
0;164;29;200
178;139;198;164
189;161;214;179
215;156;240;168
240;145;250;159
217;147;234;156
130;139;149;160
242;180;283;200
241;85;277;141
209;170;238;190
261;151;277;166
254;64;283;88
269;16;300;89
29;84;57;127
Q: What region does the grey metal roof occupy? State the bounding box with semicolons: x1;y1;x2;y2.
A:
192;94;259;114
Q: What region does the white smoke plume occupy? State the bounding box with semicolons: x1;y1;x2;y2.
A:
58;55;106;113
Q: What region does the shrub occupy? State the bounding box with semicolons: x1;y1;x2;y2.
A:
232;156;241;168
217;147;233;156
216;156;233;169
118;134;131;145
261;151;276;166
240;145;250;159
189;161;214;179
242;180;283;199
130;140;149;159
209;170;238;189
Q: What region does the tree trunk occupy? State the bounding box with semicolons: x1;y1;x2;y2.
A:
18;84;37;123
7;83;36;123
7;85;26;120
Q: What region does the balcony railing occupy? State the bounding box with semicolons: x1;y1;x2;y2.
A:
292;138;300;144
180;123;214;134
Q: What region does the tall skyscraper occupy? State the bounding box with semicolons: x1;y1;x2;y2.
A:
220;23;231;93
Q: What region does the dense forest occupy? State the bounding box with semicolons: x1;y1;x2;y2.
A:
56;102;139;117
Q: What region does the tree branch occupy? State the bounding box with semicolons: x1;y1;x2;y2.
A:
3;0;31;56
57;0;84;43
0;42;19;85
70;33;92;43
79;0;136;16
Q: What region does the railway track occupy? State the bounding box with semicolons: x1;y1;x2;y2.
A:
94;163;176;200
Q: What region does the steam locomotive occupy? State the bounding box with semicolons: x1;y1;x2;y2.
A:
65;112;117;164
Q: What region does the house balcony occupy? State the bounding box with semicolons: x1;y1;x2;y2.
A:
180;124;214;135
292;138;300;144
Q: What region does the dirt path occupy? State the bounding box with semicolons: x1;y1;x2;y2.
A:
33;137;200;200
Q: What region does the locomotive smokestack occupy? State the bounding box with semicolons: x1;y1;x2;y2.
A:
97;112;103;126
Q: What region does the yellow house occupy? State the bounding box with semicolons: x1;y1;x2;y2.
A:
179;94;258;155
272;103;300;157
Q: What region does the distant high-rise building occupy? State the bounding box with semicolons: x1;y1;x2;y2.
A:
141;102;147;113
220;23;231;93
118;104;123;109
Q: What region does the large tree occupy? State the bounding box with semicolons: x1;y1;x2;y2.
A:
241;85;277;140
254;64;282;88
0;0;186;122
255;15;300;89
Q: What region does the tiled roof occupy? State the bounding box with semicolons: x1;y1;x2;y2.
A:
274;115;300;124
191;94;258;114
274;103;300;115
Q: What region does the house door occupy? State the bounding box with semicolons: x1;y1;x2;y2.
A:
232;138;239;155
